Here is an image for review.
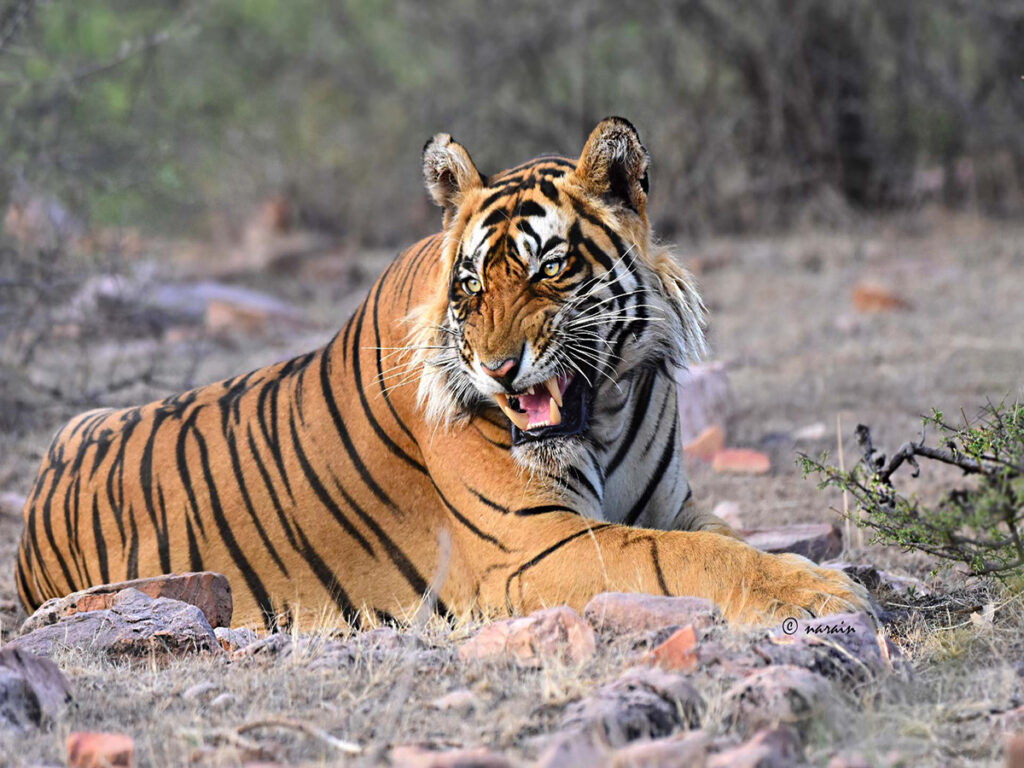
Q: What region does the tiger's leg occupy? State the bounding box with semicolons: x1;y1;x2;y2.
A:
467;512;870;625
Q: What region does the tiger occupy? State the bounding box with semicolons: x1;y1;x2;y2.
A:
16;117;871;630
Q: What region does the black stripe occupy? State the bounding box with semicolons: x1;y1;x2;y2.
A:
187;412;277;630
504;524;613;606
650;538;670;595
432;481;509;551
468;487;509;514
623;420;677;526
92;495;110;584
513;504;578;517
606;370;658;477
287;403;375;557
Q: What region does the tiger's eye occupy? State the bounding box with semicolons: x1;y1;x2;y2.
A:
542;258;563;278
463;277;482;295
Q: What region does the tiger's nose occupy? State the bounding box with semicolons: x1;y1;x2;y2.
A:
481;356;520;388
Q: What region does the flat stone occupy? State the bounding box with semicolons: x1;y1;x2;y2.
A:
21;571;233;633
722;666;831;737
712;449;771;475
67;732;134;768
584;593;720;635
1007;733;1024;768
743;524;843;563
684;425;726;463
11;588;220;658
707;727;804;768
642;625;699;672
214;626;259;653
0;646;72;731
458;607;596;667
430;689;479;714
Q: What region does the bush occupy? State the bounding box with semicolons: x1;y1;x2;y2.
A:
801;403;1024;579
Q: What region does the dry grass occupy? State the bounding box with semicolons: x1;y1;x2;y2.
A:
1;212;1023;765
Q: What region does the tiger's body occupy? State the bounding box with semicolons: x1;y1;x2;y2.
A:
18;119;870;628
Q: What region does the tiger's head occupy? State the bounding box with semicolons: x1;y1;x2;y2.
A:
410;117;706;471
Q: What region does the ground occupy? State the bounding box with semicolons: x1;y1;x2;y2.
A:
1;209;1023;765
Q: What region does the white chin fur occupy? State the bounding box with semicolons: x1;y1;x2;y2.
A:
511;434;588;476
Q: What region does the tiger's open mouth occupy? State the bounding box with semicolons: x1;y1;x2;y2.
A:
493;374;591;445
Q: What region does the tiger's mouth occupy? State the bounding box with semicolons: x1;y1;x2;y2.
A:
493;374;591;445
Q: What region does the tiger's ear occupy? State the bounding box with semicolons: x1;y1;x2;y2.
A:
422;133;484;225
573;117;650;216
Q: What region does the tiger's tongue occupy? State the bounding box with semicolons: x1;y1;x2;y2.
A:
518;391;553;428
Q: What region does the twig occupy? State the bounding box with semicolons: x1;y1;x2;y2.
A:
236;717;362;755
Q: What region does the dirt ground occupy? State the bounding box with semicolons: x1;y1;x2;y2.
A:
1;209;1023;765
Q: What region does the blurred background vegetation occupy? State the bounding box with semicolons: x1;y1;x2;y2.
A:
2;0;1022;245
1;0;1023;434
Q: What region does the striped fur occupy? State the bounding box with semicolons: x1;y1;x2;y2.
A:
17;118;871;628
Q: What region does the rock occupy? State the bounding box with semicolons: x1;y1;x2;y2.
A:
430;689;479;714
676;363;732;444
11;588;220;658
1007;733;1024;768
684;425;726;463
835;563;932;597
609;731;709;767
458;607;596;667
711;502;744;531
768;612;897;677
712;449;771;475
0;491;26;518
22;571;233;633
852;281;911;313
743;524;843;563
214;626;259;653
722;666;831;737
707;727;803;768
67;732;134;768
535;731;607;768
584;593;721;635
558;667;703;746
0;646;72;730
642;625;700;672
388;745;513;767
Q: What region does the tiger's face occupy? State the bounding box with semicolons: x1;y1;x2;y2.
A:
414;118;706;469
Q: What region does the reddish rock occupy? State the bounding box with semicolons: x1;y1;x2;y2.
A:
12;588;221;658
0;646;72;730
430;689;479;714
827;751;871;768
389;745;512;767
584;593;720;634
852;281;911;313
458;607;596;667
67;732;135;768
712;449;771;475
642;625;699;672
722;666;831;737
22;571;233;633
707;727;803;768
610;731;709;767
684;425;726;462
743;524;843;563
675;363;732;444
1007;733;1024;768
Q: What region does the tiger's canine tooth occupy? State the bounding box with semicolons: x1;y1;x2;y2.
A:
494;393;530;430
527;385;535;395
544;377;562;407
549;397;562;426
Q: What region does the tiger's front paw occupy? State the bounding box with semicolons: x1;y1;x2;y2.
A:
726;552;875;626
